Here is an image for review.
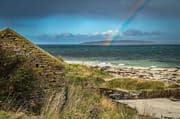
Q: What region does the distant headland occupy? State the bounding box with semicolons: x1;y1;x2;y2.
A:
81;40;180;45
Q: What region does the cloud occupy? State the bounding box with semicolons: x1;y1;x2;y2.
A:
99;30;118;35
92;29;163;36
39;29;163;37
29;29;163;44
0;0;180;19
30;33;106;44
123;29;162;36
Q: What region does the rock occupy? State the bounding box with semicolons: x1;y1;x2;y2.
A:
101;66;111;70
106;68;119;73
150;68;166;71
177;70;180;73
168;68;178;72
92;63;180;83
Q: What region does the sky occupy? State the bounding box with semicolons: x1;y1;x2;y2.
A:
0;0;180;44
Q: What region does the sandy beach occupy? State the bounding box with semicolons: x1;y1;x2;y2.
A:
66;60;180;118
65;60;180;83
116;98;180;119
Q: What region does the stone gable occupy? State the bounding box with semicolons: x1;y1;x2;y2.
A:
0;28;66;114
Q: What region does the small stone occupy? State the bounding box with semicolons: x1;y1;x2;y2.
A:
168;68;178;72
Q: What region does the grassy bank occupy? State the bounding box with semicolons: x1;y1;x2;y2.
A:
58;64;152;119
64;64;179;91
0;62;152;119
104;78;179;90
1;48;173;119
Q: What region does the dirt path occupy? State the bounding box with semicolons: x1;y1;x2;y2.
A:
116;98;180;119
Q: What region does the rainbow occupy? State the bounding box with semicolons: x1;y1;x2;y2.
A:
103;0;149;45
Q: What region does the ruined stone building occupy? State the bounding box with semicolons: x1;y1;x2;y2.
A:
0;28;66;114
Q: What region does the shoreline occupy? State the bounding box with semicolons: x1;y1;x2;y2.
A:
65;60;180;83
65;60;180;68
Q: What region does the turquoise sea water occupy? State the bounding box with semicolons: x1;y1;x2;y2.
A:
40;45;180;68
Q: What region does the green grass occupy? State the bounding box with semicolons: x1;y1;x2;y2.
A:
1;60;178;119
60;64;152;119
167;83;180;88
59;80;151;119
104;78;180;90
0;111;35;119
1;48;170;119
64;64;180;91
105;78;165;90
0;60;153;119
0;48;42;114
0;69;152;119
64;64;109;86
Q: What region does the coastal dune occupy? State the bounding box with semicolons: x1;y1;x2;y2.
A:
66;60;180;118
65;61;180;83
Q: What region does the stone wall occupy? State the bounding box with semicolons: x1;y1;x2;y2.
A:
0;28;66;114
100;88;180;100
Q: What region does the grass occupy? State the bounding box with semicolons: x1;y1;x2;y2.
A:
2;53;177;119
59;63;152;119
40;63;178;119
0;110;35;119
64;64;180;91
2;63;148;119
105;78;165;90
59;81;151;119
0;61;178;119
0;61;152;119
0;48;42;114
104;78;180;90
64;64;109;86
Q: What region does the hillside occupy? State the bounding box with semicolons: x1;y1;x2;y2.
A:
1;28;179;119
0;28;155;118
0;50;153;119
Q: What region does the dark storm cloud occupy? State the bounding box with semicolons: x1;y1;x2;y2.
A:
0;19;37;27
0;0;180;19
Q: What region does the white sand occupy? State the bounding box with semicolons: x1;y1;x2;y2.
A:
116;98;180;118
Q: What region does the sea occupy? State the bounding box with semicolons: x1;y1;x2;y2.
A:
39;45;180;68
